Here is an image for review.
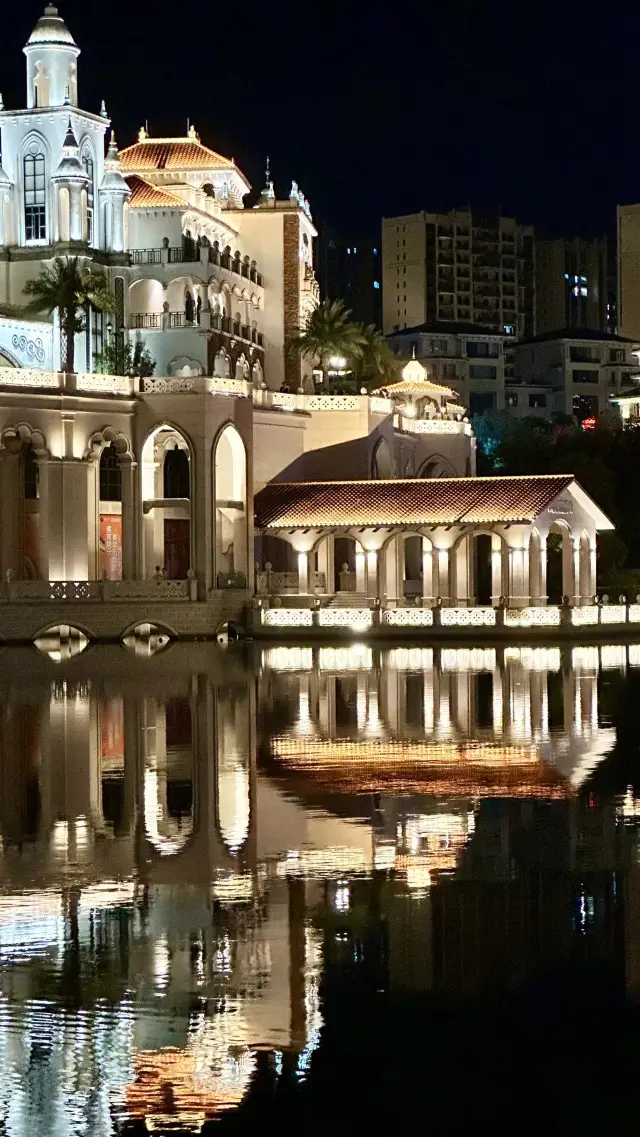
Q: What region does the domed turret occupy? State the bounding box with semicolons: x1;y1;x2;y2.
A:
51;119;89;242
24;6;80;109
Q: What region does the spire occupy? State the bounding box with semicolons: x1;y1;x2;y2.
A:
258;155;275;204
100;98;108;118
52;118;86;180
0;94;4;111
100;130;130;197
26;5;77;47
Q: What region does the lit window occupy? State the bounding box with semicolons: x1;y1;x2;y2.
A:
373;247;378;255
373;281;380;289
82;152;94;244
580;287;587;297
24;150;46;241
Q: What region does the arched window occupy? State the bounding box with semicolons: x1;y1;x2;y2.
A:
184;289;195;325
24;445;39;500
24;150;46;242
82;152;94;244
164;445;189;498
99;443;121;502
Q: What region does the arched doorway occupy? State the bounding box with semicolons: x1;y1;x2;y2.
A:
547;522;572;604
99;443;122;580
141;425;192;580
473;534;493;605
418;455;456;478
214;424;248;587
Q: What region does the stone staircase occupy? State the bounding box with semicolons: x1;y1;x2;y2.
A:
327;592;370;608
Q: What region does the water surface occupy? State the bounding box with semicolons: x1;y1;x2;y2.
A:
0;640;639;1134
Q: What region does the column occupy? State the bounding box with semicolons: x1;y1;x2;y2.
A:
39;458;96;581
491;534;504;603
538;535;548;605
507;546;528;607
453;539;470;606
355;547;366;594
565;534;579;604
434;546;450;602
316;534;334;595
0;446;23;579
589;536;597;600
297;550;309;594
422;539;434;601
120;456;138;580
366;550;379;599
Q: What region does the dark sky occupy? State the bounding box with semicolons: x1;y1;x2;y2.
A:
1;1;638;240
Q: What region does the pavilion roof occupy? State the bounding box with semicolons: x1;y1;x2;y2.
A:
372;377;455;398
125;174;184;209
254;474;580;530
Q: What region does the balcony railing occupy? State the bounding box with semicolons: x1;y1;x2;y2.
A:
131;313;162;329
129;245;264;287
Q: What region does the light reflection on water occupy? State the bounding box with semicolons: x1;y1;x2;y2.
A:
0;641;638;1132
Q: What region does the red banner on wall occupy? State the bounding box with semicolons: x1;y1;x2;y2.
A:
99;514;123;580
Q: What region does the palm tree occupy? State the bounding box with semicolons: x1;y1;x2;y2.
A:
24;257;113;373
286;300;366;388
349;324;397;390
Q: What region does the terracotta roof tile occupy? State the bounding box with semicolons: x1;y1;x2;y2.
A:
125;175;184;209
373;377;456;398
121;139;233;172
254;474;576;529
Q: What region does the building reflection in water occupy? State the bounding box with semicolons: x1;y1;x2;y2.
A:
0;641;637;1130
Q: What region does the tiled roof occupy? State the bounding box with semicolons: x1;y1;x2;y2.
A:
373;378;456;398
125;175;184;209
266;737;572;799
254;474;576;529
120;139;233;172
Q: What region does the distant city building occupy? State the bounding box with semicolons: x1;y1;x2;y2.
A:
514;329;640;422
317;229;381;327
535;235;615;336
386;321;519;418
617;202;640;340
382;209;535;340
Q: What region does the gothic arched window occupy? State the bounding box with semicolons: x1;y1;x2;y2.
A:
99;443;121;502
24;150;46;242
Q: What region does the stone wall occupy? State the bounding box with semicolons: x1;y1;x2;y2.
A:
283;213;301;390
0;591;250;643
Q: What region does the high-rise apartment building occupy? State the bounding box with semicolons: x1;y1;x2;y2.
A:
382;209;535;339
617;203;640;340
317;229;382;327
535;236;614;336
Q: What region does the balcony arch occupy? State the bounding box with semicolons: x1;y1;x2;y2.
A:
213;423;248;588
140;424;194;580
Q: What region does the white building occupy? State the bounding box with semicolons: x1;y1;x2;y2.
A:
0;5;319;390
514;329;640;423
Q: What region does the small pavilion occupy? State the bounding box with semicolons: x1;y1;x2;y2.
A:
254;474;613;607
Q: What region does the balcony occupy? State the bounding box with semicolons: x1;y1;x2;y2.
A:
130;311;264;347
129;246;264;287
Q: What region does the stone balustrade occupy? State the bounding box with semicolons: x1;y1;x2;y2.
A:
1;579;191;602
395;414;472;436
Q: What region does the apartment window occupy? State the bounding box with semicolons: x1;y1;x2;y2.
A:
573;393;598;421
469;364;497;380
609;348;624;363
529;393;546;409
24;150;46;241
467;341;498;358
506;391;518;407
572;368;599;384
570;345;598;363
430;338;448;353
469;391;496;414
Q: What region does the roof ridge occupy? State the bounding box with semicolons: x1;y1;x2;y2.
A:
261;473;574;489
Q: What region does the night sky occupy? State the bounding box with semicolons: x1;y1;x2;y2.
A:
1;1;638;240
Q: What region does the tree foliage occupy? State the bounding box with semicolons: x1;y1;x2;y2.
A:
94;338;156;378
475;410;640;574
286;300;397;389
23;257;113;373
